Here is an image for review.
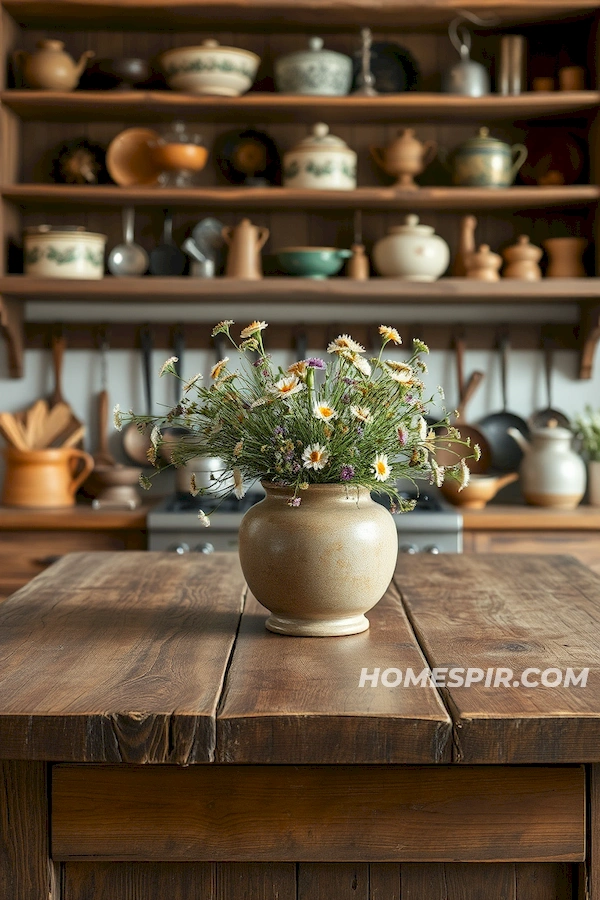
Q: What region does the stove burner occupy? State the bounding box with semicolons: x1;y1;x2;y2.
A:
165;491;262;514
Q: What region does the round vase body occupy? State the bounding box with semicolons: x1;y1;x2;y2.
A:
238;482;398;636
518;427;586;509
372;214;450;281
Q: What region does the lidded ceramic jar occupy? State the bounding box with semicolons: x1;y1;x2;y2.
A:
274;37;353;95
24;225;106;279
448;126;527;187
283;123;356;190
508;420;586;509
372;215;450;281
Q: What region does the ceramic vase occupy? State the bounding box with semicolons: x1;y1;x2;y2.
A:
238;482;398;636
588;460;600;506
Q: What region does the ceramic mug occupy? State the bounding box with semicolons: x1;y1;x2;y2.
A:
2;447;95;508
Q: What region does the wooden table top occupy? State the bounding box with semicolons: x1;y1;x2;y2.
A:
0;552;598;766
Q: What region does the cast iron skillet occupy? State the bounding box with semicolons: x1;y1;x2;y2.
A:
477;336;530;473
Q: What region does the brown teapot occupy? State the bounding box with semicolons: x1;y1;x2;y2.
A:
13;40;94;91
222;218;269;280
370;128;437;189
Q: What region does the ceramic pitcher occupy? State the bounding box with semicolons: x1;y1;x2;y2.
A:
2;447;95;508
222;218;269;279
370;128;437;189
13;40;94;91
508;421;586;509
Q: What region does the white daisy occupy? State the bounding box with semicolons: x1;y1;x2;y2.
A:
302;443;330;471
268;375;305;398
159;356;178;377
240;320;267;339
313;402;338;422
327;334;365;355
378;325;402;345
233;467;246;499
385;361;414;383
350;405;372;423
345;352;371;377
417;415;428;441
372;453;391;482
210;357;229;380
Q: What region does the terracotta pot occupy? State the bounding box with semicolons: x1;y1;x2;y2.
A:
543;236;587;277
2;446;94;508
238;482;398;636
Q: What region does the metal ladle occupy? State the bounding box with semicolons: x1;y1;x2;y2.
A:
529;340;570;430
108;207;148;277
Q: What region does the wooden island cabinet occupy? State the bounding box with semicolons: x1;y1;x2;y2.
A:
1;551;600;900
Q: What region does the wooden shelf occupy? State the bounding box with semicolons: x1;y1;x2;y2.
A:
3;90;599;124
4;0;599;29
3;184;599;210
2;275;600;302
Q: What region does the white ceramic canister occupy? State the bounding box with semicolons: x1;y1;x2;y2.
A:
24;226;106;279
283;123;356;191
508;421;586;509
372;214;450;281
274;36;353;96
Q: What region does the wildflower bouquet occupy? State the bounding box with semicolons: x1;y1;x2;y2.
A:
574;406;600;461
116;319;475;517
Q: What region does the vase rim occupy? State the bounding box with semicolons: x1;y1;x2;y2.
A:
261;479;370;497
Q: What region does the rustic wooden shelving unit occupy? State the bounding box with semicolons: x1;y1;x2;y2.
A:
1;0;600;381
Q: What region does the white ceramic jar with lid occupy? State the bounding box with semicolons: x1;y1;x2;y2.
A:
274;37;353;95
508;420;586;509
283;123;356;191
372;215;450;281
24;225;106;279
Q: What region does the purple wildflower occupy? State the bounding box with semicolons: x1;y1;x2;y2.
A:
342;376;356;386
292;462;301;474
397;426;409;446
306;357;326;369
340;465;355;481
342;393;351;404
252;358;262;367
356;426;364;438
288;497;302;507
274;425;285;437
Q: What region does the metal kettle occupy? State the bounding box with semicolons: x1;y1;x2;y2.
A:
442;17;490;96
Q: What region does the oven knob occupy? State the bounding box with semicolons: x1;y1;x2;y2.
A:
195;542;215;554
424;545;440;554
168;542;190;555
400;543;419;555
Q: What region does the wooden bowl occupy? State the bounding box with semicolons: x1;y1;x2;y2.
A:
106;127;161;187
440;472;518;509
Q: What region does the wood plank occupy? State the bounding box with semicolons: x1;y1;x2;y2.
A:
395;555;600;763
369;864;401;900
0;761;56;900
51;764;585;862
216;587;452;764
298;864;368;900
400;863;573;899
216;863;296;900
462;506;600;531
2;89;598;124
591;765;600;900
515;863;573;900
4;183;599;209
64;862;215;900
0;552;244;762
0;503;151;530
3;274;600;302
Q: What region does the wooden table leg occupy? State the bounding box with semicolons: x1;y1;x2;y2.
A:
0;761;57;900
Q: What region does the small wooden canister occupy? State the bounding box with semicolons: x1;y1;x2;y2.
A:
1;447;95;508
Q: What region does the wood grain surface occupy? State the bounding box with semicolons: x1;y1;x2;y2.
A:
216;587;452;764
396;554;600;763
51;764;585;862
0;552;245;762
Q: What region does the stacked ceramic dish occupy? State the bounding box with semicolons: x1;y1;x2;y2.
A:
159;40;260;96
24;225;106;279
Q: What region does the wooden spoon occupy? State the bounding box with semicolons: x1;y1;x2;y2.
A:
48;334;85;447
25;399;49;450
0;412;29;451
94;338;116;467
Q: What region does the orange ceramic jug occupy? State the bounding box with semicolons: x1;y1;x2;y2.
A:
2;447;95;508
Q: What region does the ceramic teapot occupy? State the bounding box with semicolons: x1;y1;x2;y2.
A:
508;420;586;509
14;40;94;91
370;128;437;189
222;218;269;280
445;127;527;187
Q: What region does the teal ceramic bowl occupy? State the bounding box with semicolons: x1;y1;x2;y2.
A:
276;246;352;279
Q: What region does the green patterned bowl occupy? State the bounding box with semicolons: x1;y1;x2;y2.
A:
276;247;352;279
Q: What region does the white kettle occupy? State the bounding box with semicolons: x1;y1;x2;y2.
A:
508;420;585;509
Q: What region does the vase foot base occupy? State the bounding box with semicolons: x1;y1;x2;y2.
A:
265;613;370;637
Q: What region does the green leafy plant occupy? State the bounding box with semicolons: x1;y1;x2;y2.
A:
574;406;600;462
115;320;477;521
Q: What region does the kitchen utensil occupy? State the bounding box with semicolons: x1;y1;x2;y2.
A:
24;399;49;450
502;235;542;280
153;121;208;187
497;35;526;95
223;218;269;279
529;342;570;430
370;128;437;189
106;127;161;187
123;328;154;465
1;446;94;508
37;402;73;449
352;40;419;93
283;123;356;191
182;238;216;277
149;212;186;276
275;36;352;95
48;334;85;447
94;57;151;89
24;226;106;279
191;218;226;269
353;27;377;95
50;138;109;185
214;128;281;186
13;39;94;91
452;215;477;277
441;471;518;508
477;337;530;472
276;247;352;279
464;244;502;281
508;421;585;508
159;40;260;96
347;210;369;281
0;412;29;451
442;18;490;96
372;215;449;281
90;466;141;509
94;337;116;467
108;208;148;277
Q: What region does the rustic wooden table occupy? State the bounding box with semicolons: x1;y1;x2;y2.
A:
1;552;598;900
